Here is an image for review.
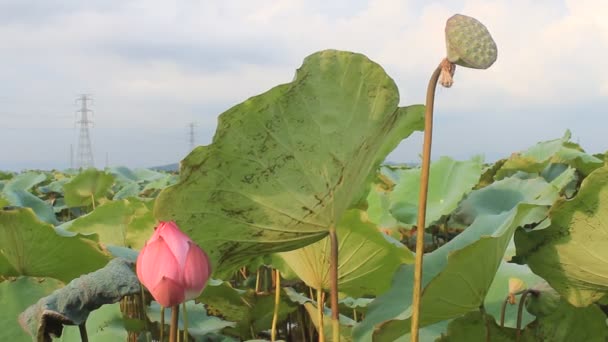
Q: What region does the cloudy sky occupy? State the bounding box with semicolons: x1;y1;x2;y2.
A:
1;0;606;171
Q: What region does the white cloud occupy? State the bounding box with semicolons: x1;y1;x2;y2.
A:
0;0;606;170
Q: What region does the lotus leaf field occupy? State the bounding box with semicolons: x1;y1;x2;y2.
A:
2;50;608;341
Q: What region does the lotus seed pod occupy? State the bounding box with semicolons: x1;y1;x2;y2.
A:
445;14;497;69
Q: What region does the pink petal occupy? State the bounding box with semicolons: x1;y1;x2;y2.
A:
147;222;164;244
150;276;185;307
183;242;212;301
136;242;150;286
157;221;191;269
136;236;182;291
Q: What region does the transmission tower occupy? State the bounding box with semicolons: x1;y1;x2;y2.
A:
188;122;196;151
75;94;95;169
70;144;74;169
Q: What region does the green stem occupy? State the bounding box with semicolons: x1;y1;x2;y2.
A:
139;285;151;342
182;302;188;342
329;226;340;342
271;269;281;341
500;296;510;327
298;307;307;342
411;63;443;342
160;306;165;342
255;269;260;293
91;194;96;210
78;321;88;342
516;291;532;342
479;305;490;342
316;288;325;342
169;305;179;342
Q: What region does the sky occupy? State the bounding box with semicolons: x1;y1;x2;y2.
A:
1;0;606;171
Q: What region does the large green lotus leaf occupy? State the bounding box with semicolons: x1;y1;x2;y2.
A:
474;159;507;190
303;302;355;342
520;296;608;341
142;173;179;192
196;279;247;321
436;311;516;342
38;178;69;195
277;209;413;297
154;50;423;275
112;182;141;200
0;170;13;180
55;303;128;342
376;322;449;342
350;105;424;209
514;164;608;306
106;166;139;183
389;156;483;227
437;300;608;342
0;277;64;342
496;130;603;180
196;280;297;339
132;168;165;182
452;167;575;226
354;176;561;341
58;198;154;249
2;171;47;192
339;296;374;311
366;184;401;229
380;164;410;185
63;168;115;208
0;208;110;282
2;189;59;225
52;197;68;214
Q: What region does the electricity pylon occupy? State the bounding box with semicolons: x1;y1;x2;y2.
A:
75;94;95;169
188;122;196;151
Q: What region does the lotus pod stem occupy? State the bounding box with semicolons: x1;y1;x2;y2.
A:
411;14;497;342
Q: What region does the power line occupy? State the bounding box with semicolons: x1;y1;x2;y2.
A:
75;94;95;169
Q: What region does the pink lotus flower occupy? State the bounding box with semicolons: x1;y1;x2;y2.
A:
136;221;211;307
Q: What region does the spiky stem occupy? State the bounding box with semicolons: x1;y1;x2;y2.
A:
410;62;443;342
317;288;325;342
500;296;510;327
78;322;88;342
183;302;189;342
329;226;340;342
170;305;179;342
160;306;165;342
255;269;261;293
271;269;281;341
516;290;532;342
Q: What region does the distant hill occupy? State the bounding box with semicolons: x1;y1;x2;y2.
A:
150;163;179;172
148;160;415;174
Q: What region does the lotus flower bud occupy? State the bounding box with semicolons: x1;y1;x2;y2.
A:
508;277;527;304
445;14;497;69
136;221;211;307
